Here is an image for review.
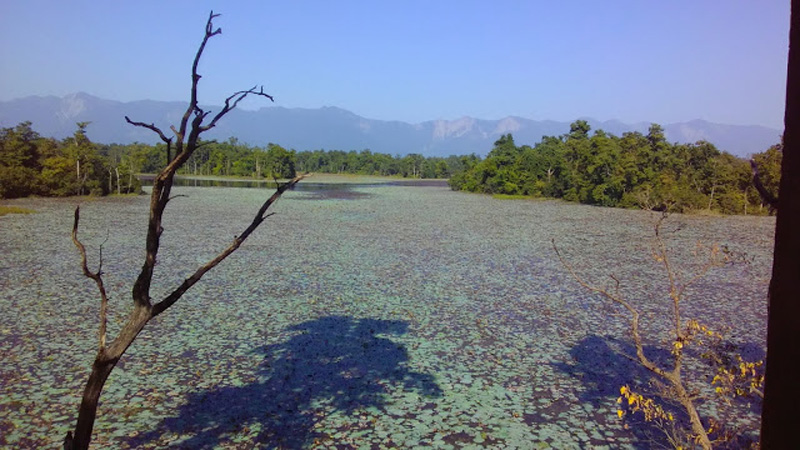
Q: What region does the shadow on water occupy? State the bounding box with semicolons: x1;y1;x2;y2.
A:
555;334;763;449
708;339;765;418
127;316;441;449
554;334;677;449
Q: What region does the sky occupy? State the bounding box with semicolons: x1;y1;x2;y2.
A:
0;1;791;128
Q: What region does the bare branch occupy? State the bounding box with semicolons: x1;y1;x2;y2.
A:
124;116;173;145
72;206;110;351
675;245;722;301
750;159;778;209
169;125;182;141
652;214;683;337
129;13;276;310
552;239;666;378
179;10;222;143
200;86;275;133
152;173;310;317
125;116;175;163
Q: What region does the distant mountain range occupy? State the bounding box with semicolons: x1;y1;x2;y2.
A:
0;92;782;158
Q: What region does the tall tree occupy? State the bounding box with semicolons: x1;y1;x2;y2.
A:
264;143;297;178
61;123;106;196
63;12;305;450
0;121;42;197
760;0;800;446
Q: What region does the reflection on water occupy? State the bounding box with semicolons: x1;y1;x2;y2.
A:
139;176;292;189
137;176;447;200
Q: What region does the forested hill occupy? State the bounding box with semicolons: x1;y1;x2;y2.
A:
0;93;781;158
449;121;782;215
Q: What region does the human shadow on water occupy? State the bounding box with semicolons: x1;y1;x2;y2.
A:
128;315;441;449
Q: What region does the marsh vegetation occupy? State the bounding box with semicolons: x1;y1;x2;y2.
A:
0;180;770;448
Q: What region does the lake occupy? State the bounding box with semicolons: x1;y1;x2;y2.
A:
0;180;773;448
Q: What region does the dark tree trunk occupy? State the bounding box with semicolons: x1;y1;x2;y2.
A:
67;304;152;450
760;0;800;446
70;358;117;450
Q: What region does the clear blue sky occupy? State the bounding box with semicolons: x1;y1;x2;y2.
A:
0;0;790;128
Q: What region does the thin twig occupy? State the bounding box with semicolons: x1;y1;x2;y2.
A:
178;10;222;142
72;206;109;351
200;86;274;133
123;116;173;145
552;239;666;378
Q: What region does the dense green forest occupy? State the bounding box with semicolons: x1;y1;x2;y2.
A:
0;120;782;216
0;122;140;198
0;122;465;199
449;120;782;215
113;138;468;180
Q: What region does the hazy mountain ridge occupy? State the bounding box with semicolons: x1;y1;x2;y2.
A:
0;92;781;157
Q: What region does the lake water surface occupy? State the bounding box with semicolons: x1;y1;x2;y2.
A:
0;182;772;448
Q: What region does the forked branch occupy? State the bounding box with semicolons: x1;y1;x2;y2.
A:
71;206;109;351
552;239;666;378
201;86;274;133
152;173;309;316
124;116;175;163
179;10;222;142
123;116;173;145
127;11;277;309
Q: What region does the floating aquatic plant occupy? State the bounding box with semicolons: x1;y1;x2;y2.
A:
0;182;771;448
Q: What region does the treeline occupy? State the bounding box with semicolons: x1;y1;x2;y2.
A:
108;138;470;179
3;120;782;214
449;120;781;215
0;122;140;199
296;149;467;179
1;121;472;199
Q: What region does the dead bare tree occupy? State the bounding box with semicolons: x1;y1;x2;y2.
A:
63;11;306;450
